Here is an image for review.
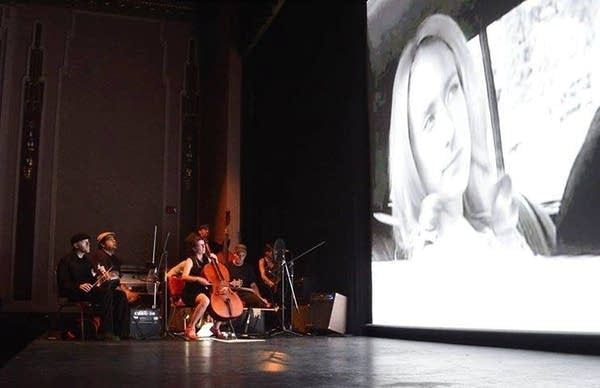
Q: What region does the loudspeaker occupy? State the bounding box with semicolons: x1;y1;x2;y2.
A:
308;292;347;334
168;307;192;332
130;307;162;339
232;308;266;335
292;304;310;333
293;277;315;305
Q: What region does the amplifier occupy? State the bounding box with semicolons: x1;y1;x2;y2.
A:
308;292;347;334
292;304;310;333
130;308;162;339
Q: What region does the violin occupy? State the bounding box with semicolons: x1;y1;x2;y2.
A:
201;211;243;320
90;264;140;304
90;265;115;289
264;258;281;287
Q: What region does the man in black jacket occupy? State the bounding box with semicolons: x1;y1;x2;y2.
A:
57;232;126;340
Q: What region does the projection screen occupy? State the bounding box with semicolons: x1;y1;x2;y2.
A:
369;0;600;333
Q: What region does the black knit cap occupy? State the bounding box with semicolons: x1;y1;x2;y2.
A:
70;233;91;245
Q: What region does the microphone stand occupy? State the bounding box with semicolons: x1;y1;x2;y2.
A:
157;232;170;337
288;241;326;267
270;238;302;337
146;225;159;310
269;240;326;337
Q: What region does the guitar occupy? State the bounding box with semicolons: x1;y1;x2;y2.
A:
119;284;141;304
229;279;271;308
229;279;256;294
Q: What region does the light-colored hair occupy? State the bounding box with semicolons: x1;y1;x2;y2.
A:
389;14;496;257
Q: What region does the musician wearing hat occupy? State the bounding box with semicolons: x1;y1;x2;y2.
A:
226;243;270;308
56;233;126;340
89;231;131;339
92;232;120;272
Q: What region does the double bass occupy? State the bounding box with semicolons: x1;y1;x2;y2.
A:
202;211;243;320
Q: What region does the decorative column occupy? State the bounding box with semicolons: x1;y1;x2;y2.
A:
13;22;44;300
180;39;200;245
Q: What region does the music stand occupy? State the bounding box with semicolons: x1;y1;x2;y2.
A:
144;227;161;311
160;232;171;337
147;231;171;337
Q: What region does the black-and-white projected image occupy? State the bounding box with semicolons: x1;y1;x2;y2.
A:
369;0;600;333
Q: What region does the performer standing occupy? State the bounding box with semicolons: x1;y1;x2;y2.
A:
90;231;131;338
57;233;128;340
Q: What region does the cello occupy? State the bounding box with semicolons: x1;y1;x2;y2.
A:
202;211;243;320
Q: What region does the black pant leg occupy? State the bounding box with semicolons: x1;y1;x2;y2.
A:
86;287;115;335
112;289;130;338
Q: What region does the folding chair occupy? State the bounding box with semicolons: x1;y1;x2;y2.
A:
166;276;191;332
53;269;99;340
56;297;99;340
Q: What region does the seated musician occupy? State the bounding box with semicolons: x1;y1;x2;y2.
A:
167;259;187;278
91;231;139;305
91;232;131;337
57;233;129;341
226;244;270;308
166;259;188;307
258;243;280;306
180;232;226;340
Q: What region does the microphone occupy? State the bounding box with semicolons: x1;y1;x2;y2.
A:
162;232;171;252
156;232;171;270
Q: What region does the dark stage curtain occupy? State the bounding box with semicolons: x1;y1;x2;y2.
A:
241;0;371;334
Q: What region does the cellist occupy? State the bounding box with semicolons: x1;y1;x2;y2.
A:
180;232;226;340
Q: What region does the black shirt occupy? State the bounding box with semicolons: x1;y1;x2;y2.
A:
91;249;123;273
56;251;95;296
225;261;257;288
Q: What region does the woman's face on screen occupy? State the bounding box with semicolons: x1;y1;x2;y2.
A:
408;40;471;200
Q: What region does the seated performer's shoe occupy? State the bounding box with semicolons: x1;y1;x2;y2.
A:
184;328;198;341
210;326;227;340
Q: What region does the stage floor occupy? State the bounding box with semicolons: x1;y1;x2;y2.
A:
2;333;600;387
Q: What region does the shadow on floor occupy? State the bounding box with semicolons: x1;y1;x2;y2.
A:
0;313;48;367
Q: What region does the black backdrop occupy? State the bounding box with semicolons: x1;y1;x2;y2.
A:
240;1;371;334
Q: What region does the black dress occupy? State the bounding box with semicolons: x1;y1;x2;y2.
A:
181;256;210;307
